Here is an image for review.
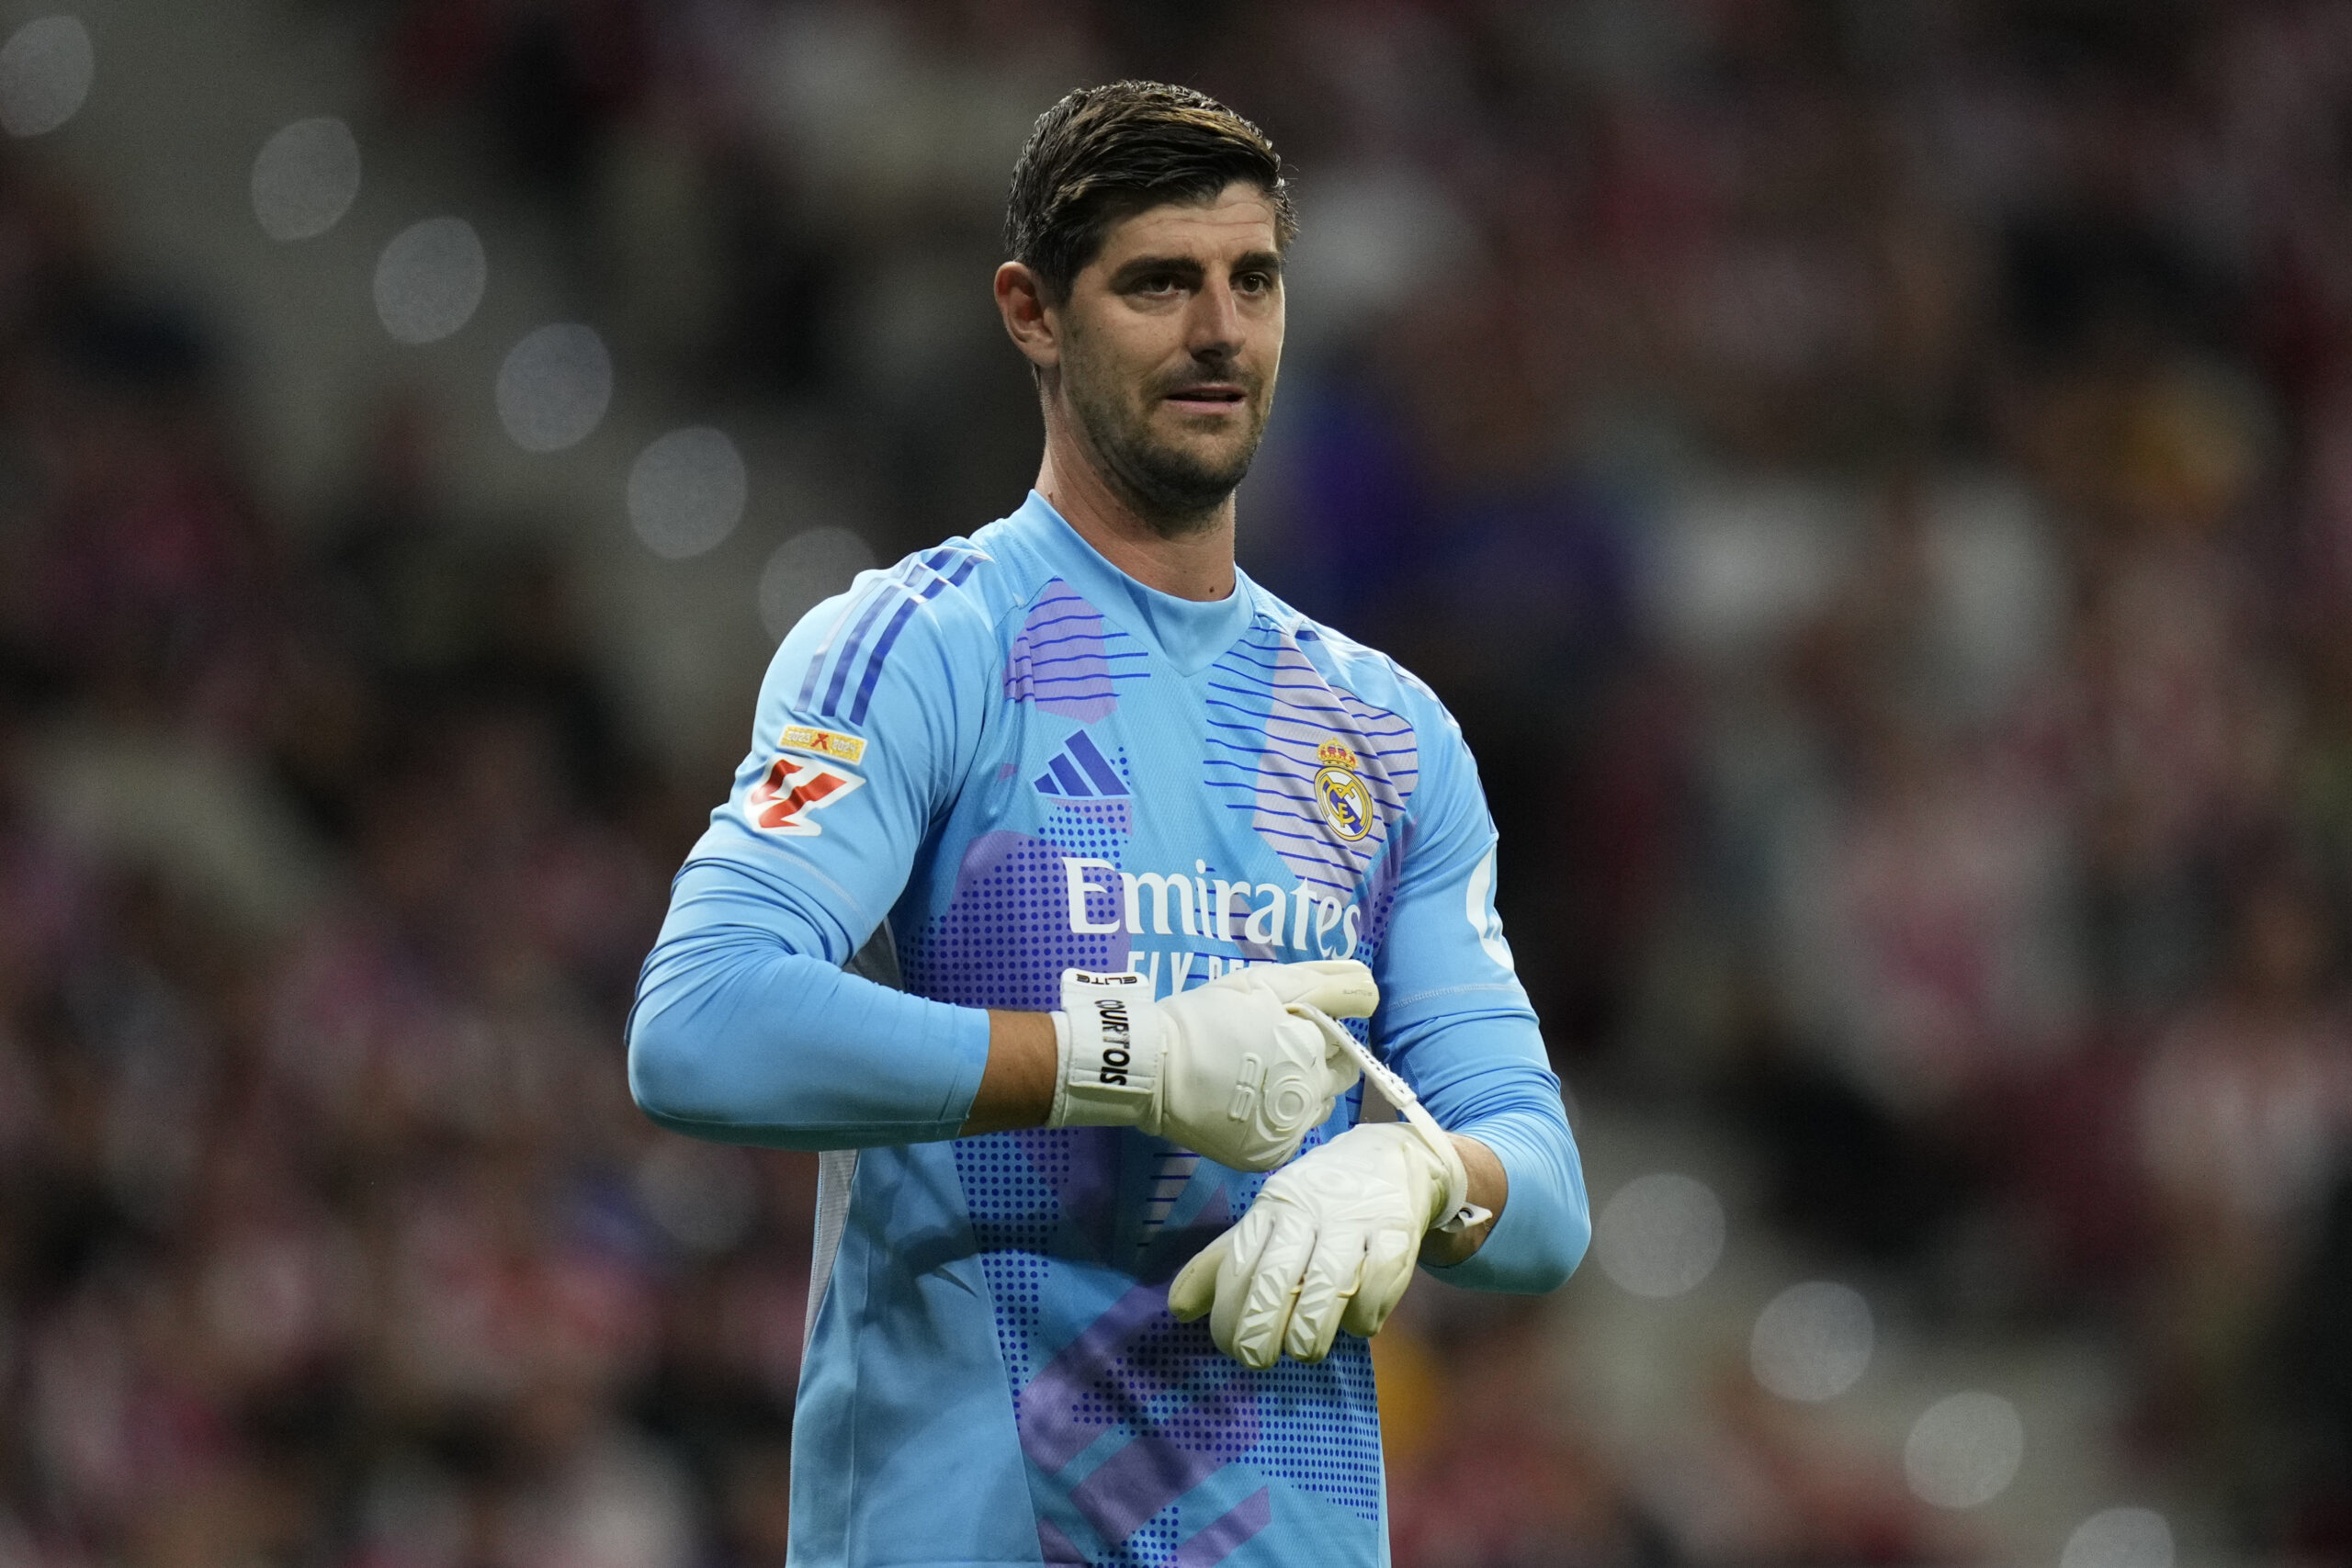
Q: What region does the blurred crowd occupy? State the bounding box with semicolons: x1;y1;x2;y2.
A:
0;132;808;1566
6;0;2352;1563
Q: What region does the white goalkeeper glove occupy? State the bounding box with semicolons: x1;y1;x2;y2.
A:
1047;961;1375;1171
1166;1010;1490;1368
1165;1122;1461;1368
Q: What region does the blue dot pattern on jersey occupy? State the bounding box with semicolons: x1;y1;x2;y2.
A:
923;639;1385;1559
902;828;1126;1010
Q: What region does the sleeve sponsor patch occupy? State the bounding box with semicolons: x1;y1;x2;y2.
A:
749;755;865;836
780;726;868;765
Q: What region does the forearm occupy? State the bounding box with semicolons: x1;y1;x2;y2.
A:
1419;1133;1508;1267
1391;1009;1589;1293
1421;1098;1588;1292
959;1010;1057;1134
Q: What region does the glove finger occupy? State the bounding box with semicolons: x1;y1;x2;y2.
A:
1227;1206;1317;1371
1167;1231;1233;1322
1283;1224;1368;1364
1282;960;1378;1020
1339;1226;1419;1339
1205;1207;1277;1361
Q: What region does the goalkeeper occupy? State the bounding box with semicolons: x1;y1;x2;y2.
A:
628;79;1589;1568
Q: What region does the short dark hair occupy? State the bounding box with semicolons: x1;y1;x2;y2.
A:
1005;81;1295;299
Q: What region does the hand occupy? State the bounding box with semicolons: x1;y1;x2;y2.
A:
1166;1122;1453;1368
1047;961;1375;1170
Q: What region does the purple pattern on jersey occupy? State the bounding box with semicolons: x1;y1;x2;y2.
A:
901;829;1127;1009
1006;579;1122;720
1018;1285;1262;1560
916;649;1388;1562
1177;1490;1272;1566
960;1125;1383;1563
1017;1288;1259;1467
956;1098;1381;1558
1039;1518;1090;1562
1227;635;1418;901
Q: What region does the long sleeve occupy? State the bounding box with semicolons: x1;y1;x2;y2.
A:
1394;1009;1588;1293
628;858;991;1148
627;545;999;1150
1369;705;1590;1294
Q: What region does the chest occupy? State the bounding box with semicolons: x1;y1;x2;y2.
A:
896;634;1412;1010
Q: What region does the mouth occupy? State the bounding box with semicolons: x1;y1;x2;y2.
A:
1162;383;1248;413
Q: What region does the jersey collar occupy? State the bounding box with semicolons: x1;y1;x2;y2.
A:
1004;490;1261;676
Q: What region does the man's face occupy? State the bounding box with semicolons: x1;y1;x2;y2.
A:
1049;182;1284;530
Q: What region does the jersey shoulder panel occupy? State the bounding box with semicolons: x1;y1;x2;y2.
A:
1251;592;1464;746
782;531;1040;730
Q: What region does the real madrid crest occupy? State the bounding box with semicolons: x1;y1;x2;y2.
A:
1314;739;1373;841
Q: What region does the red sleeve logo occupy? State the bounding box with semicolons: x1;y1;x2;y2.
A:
748;755;865;836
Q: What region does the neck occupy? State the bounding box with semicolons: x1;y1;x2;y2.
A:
1033;417;1237;604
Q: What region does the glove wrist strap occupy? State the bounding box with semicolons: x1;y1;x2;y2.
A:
1406;1100;1488;1234
1050;969;1161;1127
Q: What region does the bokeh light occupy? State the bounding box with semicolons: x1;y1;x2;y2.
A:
628;427;747;559
251;118;360;242
2063;1508;2175;1568
1748;1280;1872;1403
0;16;90;138
373;217;485;344
759;527;877;641
1904;1392;2025;1509
1592;1173;1724;1299
496;322;611;452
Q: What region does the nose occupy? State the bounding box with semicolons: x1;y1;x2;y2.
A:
1185;276;1245;363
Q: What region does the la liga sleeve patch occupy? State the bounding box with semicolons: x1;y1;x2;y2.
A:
748;754;866;836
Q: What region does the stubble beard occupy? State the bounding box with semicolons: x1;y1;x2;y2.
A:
1061;350;1271;539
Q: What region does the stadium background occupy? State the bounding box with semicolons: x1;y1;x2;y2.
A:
0;1;2347;1563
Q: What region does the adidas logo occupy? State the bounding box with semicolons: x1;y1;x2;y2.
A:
1034;730;1128;799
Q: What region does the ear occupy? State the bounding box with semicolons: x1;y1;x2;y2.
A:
995;261;1059;372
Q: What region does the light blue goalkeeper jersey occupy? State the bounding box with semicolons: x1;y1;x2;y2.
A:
628;492;1589;1568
